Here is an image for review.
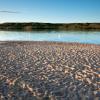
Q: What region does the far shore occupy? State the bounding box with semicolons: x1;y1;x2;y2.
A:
0;22;100;31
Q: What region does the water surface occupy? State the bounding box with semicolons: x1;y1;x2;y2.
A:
0;31;100;44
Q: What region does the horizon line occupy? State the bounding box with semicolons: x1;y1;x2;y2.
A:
0;21;100;24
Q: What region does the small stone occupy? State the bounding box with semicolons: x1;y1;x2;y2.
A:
94;91;100;97
86;78;92;84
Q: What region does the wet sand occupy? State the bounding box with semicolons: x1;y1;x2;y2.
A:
0;41;100;100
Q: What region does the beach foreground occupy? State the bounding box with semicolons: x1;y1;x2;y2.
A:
0;41;100;100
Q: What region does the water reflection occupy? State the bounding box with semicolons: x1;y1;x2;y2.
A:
0;31;100;44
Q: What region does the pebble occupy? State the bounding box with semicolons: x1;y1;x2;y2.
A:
0;41;100;100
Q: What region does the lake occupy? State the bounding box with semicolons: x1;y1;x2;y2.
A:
0;31;100;44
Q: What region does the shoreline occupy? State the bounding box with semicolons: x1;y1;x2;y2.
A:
0;40;100;45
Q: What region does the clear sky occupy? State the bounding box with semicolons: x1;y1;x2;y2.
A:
0;0;100;23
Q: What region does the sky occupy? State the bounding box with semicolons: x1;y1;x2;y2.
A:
0;0;100;23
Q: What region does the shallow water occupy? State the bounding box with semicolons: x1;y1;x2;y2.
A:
0;31;100;44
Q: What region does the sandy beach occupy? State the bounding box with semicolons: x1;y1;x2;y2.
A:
0;41;100;100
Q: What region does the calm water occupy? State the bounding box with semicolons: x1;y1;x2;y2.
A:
0;31;100;44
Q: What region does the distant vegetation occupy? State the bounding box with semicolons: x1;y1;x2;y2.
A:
0;22;100;31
